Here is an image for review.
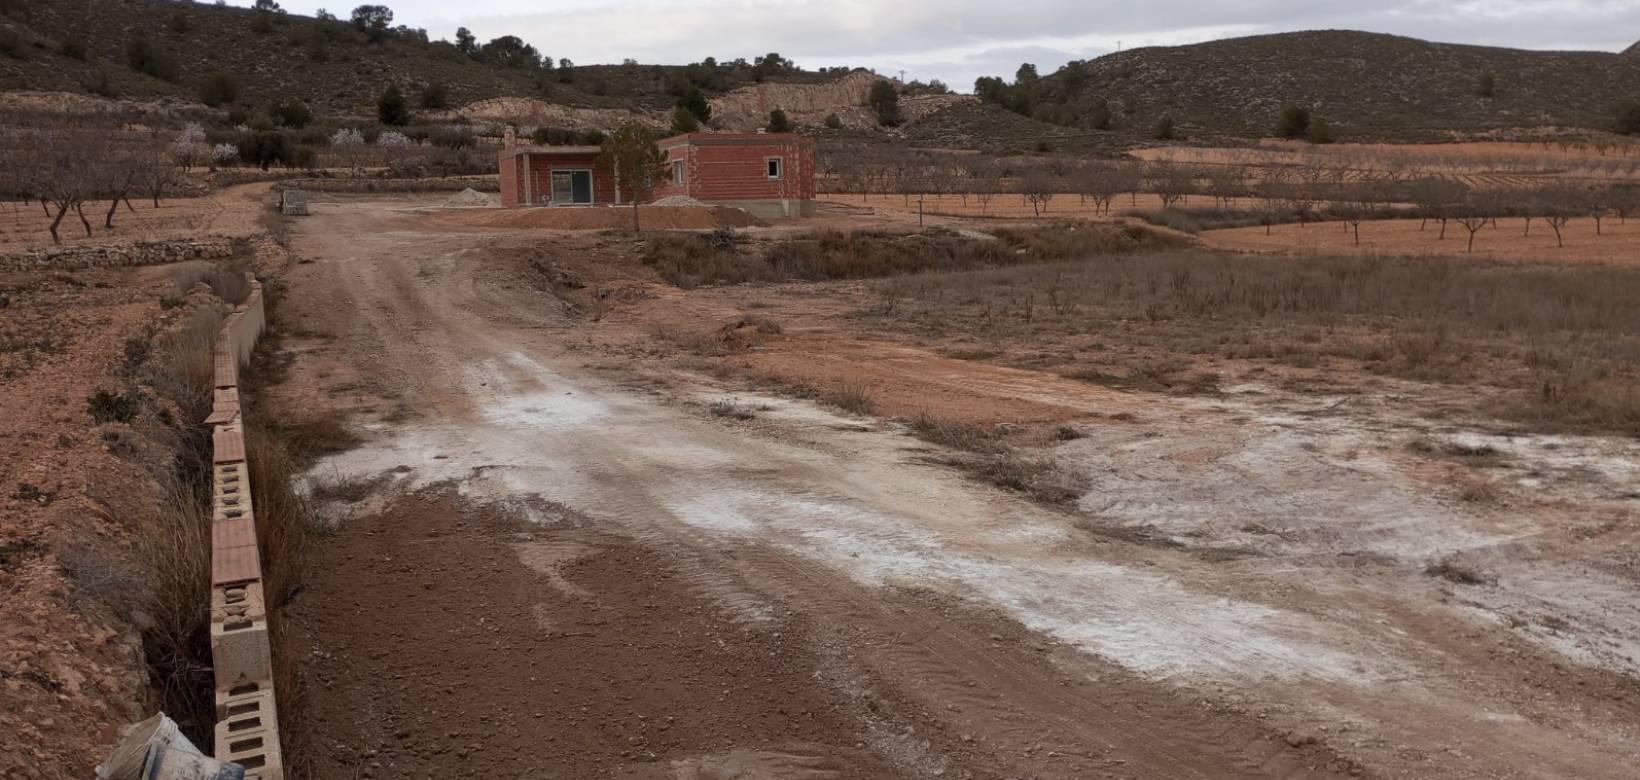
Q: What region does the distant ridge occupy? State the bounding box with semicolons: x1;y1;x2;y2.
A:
999;30;1640;138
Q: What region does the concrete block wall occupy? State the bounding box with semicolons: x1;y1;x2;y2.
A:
206;274;284;779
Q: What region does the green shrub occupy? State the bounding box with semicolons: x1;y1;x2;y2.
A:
1153;115;1176;140
59;37;86;60
126;35;177;81
1276;105;1311;139
419;82;449;109
377;84;410;126
87;389;140;424
1617;102;1640;135
198;72;239;107
767;108;791;133
269;97;312;128
1307;117;1335;144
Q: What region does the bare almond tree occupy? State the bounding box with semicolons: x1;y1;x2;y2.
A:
1021;170;1056;216
1146;161;1195;209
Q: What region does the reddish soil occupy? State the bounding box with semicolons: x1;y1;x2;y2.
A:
273;196;1372;779
0;183;272;254
418;203;764;231
290;489;904;779
0;267;198;776
1208;215;1640;264
263;194;1640;780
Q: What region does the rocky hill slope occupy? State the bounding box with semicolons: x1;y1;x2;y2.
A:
0;0;837;116
1007;30;1640;139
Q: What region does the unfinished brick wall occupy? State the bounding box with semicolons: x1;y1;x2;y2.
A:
655;133;816;214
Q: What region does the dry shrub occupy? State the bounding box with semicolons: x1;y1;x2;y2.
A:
134;472;215;745
642;224;1181;289
641;233;776;289
244;422;315;609
652;317;781;356
822;378;876;415
907;411;1004;453
146;306;224;425
709;399;757;420
952;451;1088;506
874;250;1640;434
257;412;361;462
1426;556;1496;586
906;411;1087;505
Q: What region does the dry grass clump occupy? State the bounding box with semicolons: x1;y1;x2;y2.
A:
1425;556;1496;586
257;412;361;461
907;411;1005;453
134;471;215;744
991;221;1189;255
652;316;785;356
873;250;1640;435
708;399;757;420
642;233;778;289
906;411;1088;505
641;224;1181;288
821;378;876;415
144;306;225;425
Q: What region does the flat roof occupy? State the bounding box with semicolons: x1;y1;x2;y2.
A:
659;132;814;147
498;144;603;161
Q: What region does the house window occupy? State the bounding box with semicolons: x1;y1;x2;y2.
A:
672;160;685;185
766;157;782;180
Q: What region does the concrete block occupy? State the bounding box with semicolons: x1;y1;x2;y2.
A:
213;686;278;729
211;545;261;586
211;514;257;552
214;708;284;780
211;581;267;627
213;427;246;465
210;615;272;691
214;678;270;711
214;347;238;389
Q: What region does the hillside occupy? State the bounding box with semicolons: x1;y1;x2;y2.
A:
1001;30;1640;139
0;0;838;116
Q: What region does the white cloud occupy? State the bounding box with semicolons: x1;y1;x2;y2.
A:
252;0;1640;89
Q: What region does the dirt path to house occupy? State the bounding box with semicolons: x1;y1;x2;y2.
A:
270;196;1640;779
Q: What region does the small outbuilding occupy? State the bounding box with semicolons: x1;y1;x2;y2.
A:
497;129;815;217
497;137;616;209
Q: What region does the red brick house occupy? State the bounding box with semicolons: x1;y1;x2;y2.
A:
498;129;815;217
497;139;616;209
652;132;816;218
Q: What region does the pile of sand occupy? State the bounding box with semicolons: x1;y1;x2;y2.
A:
428;205;763;231
649;195;709;207
444;188;501;208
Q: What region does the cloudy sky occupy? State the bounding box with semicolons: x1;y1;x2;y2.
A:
250;1;1640;90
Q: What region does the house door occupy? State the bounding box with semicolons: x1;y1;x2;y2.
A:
550;170;593;205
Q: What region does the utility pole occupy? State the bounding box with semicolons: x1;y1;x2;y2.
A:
898;69;906;83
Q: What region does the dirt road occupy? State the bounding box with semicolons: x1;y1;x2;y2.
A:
272;197;1640;779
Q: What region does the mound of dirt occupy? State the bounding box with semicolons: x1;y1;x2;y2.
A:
430;205;763;231
649;195;708;207
444;188;500;208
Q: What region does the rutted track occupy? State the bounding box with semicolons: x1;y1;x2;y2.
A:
271;196;1640;779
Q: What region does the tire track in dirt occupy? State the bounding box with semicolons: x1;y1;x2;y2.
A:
273;195;1640;780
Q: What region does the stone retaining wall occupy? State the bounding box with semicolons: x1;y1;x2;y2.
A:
0;239;236;273
280;176;499;193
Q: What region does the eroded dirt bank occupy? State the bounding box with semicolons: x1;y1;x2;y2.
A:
269;195;1640;779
